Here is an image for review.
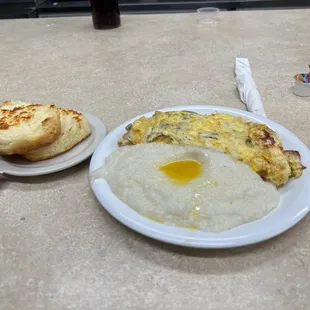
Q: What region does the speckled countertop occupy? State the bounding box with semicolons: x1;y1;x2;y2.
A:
0;10;309;310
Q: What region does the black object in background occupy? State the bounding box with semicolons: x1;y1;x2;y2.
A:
0;0;37;19
91;0;121;29
1;0;310;19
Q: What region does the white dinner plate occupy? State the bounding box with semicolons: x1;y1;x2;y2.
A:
89;105;310;248
0;113;106;176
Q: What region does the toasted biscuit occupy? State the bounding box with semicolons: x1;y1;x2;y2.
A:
0;101;61;155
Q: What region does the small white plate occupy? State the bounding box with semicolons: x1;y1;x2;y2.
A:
0;113;106;176
89;105;310;248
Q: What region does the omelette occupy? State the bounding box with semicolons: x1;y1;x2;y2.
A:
118;111;306;187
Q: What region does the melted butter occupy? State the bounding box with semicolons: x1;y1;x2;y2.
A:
178;225;198;231
145;216;164;224
159;160;201;183
191;211;200;221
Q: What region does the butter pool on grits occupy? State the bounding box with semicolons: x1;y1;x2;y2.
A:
96;144;280;232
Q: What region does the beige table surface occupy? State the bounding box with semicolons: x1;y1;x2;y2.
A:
0;10;310;310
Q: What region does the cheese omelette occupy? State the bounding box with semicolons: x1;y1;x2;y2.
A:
118;111;306;187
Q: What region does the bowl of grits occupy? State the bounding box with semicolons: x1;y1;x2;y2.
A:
92;144;280;232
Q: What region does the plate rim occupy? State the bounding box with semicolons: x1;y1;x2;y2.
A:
0;113;106;177
89;105;310;248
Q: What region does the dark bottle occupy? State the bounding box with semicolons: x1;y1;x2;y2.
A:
90;0;121;29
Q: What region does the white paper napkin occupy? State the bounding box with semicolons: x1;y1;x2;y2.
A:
235;57;266;117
